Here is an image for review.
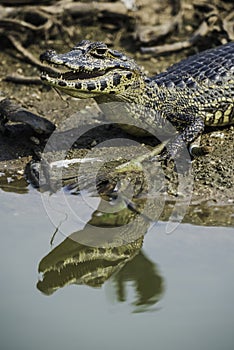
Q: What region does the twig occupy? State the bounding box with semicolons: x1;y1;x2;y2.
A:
4;74;42;85
141;20;210;55
0;18;45;32
7;34;45;69
64;1;129;17
0;0;54;4
136;13;182;44
223;11;234;40
6;34;60;74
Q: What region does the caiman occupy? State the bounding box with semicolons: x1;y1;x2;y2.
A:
40;40;234;159
37;194;164;308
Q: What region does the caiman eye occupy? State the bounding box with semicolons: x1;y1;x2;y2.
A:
91;48;108;58
96;48;107;55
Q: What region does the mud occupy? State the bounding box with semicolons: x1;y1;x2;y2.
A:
0;0;233;227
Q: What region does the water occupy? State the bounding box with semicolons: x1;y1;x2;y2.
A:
0;185;234;350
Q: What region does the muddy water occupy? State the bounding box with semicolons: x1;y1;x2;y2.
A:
0;178;234;350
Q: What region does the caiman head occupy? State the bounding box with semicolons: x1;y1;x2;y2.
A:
37;234;144;296
40;40;144;101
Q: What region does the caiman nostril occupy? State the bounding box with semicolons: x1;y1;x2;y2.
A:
40;50;57;62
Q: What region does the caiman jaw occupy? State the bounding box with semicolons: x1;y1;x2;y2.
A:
41;63;107;81
40;61;110;98
40;65;135;99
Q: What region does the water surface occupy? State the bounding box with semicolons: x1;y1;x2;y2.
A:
0;186;234;350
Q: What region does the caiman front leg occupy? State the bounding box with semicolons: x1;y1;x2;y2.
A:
114;115;206;174
163;114;206;159
104;116;205;193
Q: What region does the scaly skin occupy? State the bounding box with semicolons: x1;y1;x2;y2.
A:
40;40;234;157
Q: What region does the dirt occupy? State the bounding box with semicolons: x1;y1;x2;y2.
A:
0;0;233;227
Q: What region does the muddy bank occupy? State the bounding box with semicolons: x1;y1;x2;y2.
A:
0;90;233;227
0;0;233;227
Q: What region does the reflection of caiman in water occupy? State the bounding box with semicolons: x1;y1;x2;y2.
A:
37;195;164;310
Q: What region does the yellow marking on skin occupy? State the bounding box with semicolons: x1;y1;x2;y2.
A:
223;105;233;124
214;110;223;122
205;112;214;120
204;113;214;125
